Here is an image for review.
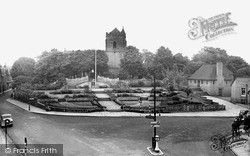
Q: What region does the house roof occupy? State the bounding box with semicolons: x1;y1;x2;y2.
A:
188;64;234;80
232;77;250;87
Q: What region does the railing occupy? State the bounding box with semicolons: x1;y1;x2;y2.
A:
66;76;89;85
97;76;119;85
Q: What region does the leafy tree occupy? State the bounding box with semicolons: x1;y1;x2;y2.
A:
66;49;109;78
184;61;204;76
162;64;186;87
12;75;31;88
173;53;189;71
11;57;36;79
33;49;70;84
120;46;145;78
192;47;229;64
226;56;249;74
236;66;250;77
151;46;174;79
154;46;173;70
141;49;155;77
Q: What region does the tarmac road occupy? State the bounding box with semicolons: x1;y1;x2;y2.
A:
0;92;236;156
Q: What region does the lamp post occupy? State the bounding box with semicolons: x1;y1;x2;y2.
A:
147;74;163;155
29;97;34;111
95;50;97;87
91;69;95;88
153;74;157;149
5;120;8;148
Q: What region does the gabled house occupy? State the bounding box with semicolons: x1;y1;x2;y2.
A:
187;62;234;96
231;77;250;104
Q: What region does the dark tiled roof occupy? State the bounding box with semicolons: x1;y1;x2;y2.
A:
232;77;250;86
188;64;234;80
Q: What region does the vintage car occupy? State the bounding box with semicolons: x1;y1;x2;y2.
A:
1;114;13;127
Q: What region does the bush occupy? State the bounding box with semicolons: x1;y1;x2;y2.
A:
39;94;50;99
64;95;71;98
171;96;180;101
138;81;144;87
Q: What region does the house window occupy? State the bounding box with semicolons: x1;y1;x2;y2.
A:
194;80;196;83
201;80;203;84
206;80;208;84
213;81;215;84
242;88;246;95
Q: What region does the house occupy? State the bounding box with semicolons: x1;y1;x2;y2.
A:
231;77;250;104
0;64;12;94
188;62;234;96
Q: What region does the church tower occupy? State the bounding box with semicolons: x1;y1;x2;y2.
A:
105;27;127;69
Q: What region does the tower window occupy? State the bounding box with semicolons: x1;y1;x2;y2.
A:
113;41;117;48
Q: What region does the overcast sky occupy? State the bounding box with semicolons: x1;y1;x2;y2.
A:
0;0;249;66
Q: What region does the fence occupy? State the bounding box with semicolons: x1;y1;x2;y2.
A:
97;76;119;85
66;76;89;86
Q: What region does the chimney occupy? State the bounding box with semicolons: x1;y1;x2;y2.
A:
216;62;223;77
216;62;224;88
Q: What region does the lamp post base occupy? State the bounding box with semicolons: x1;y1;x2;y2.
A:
147;147;164;155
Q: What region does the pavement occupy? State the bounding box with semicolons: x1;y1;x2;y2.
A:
98;101;121;111
3;94;250;156
5;96;246;117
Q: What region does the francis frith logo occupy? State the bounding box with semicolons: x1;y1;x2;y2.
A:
188;12;237;41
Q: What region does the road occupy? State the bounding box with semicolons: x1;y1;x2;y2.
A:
0;92;236;156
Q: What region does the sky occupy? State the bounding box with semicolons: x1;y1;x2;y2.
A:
0;0;249;66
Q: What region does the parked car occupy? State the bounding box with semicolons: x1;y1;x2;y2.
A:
1;114;13;127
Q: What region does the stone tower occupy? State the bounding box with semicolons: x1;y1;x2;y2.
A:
105;28;127;68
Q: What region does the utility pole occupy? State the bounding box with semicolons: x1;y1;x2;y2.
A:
153;74;156;148
246;84;248;107
147;74;163;155
95;50;97;87
5;120;8;148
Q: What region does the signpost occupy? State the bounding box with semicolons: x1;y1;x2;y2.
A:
150;121;160;128
147;74;163;155
24;137;27;156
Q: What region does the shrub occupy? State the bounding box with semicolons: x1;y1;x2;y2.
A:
60;90;73;94
171;96;180;101
64;95;71;98
138;81;145;87
39;94;50;99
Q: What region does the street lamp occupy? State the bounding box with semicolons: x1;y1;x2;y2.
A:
139;97;142;116
29;98;34;111
5;120;9;148
91;69;95;87
147;74;163;155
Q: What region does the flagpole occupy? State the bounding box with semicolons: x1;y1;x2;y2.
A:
95;50;97;86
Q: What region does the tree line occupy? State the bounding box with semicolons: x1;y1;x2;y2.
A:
10;46;250;89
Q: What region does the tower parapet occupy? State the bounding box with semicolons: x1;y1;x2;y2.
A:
105;28;127;68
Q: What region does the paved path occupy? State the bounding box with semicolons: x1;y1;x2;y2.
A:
95;93;110;98
98;101;121;111
6;96;247;117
